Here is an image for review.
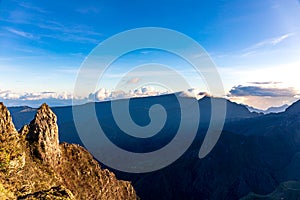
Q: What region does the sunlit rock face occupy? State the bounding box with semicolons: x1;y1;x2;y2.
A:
0;102;138;199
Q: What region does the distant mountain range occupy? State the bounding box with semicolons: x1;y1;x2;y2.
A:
7;94;300;200
9;95;260;130
246;104;289;114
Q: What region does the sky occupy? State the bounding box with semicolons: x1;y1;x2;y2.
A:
0;0;300;109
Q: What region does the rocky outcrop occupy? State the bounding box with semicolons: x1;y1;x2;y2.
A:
0;102;138;199
17;185;74;200
0;102;18;136
25;103;60;168
0;103;24;174
57;143;137;199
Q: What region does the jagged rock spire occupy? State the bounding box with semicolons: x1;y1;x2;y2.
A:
0;102;138;199
26;103;60;166
0;103;24;172
0;102;17;135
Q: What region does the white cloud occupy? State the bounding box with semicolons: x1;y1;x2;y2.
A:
270;33;294;45
0;90;20;99
242;33;295;54
2;86;296;109
0;86;171;106
130;86;163;97
20;92;73;101
75;6;100;14
239;33;296;58
6;27;35;39
3;14;102;44
89;86;170;102
0;86;213;107
241;51;257;57
92;88;111;101
19;2;47;14
126;77;140;84
178;88;209;99
0;90;73;101
0;89;75;107
248;33;295;50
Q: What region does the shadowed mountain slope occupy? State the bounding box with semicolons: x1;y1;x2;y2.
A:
7;97;300;199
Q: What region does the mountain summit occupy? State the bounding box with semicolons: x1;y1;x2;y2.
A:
0;102;18;135
0;102;138;199
25;103;60;168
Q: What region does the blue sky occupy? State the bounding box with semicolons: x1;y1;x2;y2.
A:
0;0;300;108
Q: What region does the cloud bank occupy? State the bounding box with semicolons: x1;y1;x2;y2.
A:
0;86;171;107
2;84;298;109
247;81;282;85
0;86;212;107
178;88;209;99
0;90;74;107
229;85;298;97
88;86;169;101
228;84;299;110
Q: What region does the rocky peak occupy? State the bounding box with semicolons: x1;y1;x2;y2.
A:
1;102;138;199
0;103;24;173
0;102;17;136
26;103;60;166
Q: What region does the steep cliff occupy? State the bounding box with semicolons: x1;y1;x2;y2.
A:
0;102;138;199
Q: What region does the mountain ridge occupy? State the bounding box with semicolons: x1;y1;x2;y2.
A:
9;95;261;130
5;96;300;199
246;104;290;114
0;102;138;199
